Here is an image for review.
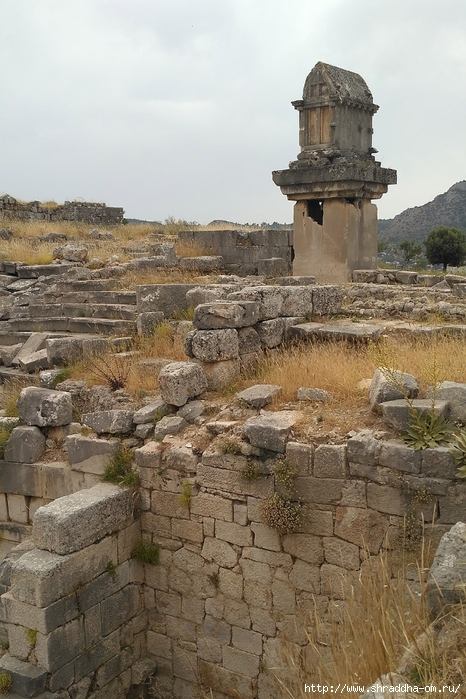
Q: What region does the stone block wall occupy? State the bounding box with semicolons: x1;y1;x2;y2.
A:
0;484;154;699
178;229;293;276
136;431;465;699
0;195;123;225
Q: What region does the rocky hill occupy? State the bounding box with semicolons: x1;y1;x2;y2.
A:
379;181;466;243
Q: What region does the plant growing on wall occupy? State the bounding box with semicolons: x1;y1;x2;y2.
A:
261;457;302;534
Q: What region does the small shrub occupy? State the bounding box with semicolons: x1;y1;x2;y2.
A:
0;672;12;695
102;446;139;488
218;437;242;455
261;493;302;534
179;481;192;508
171;306;195;321
402;412;455;450
0;426;13;458
106;560;117;577
132;538;159;565
51;368;71;387
87;350;133;391
450;428;466;478
24;628;37;646
272;459;297;495
240;462;262;481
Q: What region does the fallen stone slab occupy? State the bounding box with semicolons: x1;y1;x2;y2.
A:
237;384;282;409
4;426;46;464
242;410;300;453
380;399;449;432
297;387;333;402
81;410;135;434
0;343;23;367
18;348;49;373
176;400;205;423
426;521;466;618
428;381;466;423
6;279;38;292
193;301;260;330
17;387;72;427
158;361;208;407
32;483;134;554
16;263;77;278
369;368;419;408
288;321;384;343
66;435;119;474
11;332;48;366
153;415;187;439
133;398;171;424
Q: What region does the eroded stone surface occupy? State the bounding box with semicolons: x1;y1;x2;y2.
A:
17;387;72;427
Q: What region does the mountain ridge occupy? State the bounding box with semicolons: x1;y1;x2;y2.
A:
379;181;466;243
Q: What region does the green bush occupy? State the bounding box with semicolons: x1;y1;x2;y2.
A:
102;446;139;488
132;538;159;565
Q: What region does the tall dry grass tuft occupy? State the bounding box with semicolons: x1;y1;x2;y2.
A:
270;546;464;698
174;239;211;258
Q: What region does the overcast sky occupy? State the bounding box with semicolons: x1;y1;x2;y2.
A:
1;0;465;224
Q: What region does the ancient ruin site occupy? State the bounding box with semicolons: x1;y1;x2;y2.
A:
0;63;465;699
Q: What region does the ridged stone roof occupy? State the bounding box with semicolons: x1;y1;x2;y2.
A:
303;62;374;108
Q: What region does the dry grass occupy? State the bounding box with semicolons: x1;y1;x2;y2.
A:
0;377;39;416
68;323;186;395
174;238;211;258
271;546;465;698
0;238;56;265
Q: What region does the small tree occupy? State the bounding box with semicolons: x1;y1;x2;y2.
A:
424;226;466;272
398;239;422;264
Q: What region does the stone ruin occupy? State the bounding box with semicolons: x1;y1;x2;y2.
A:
0;195;124;226
273;62;397;283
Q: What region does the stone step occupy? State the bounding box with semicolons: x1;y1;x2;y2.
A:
7;317;136;335
28;303;137;320
17;263;77;279
46;279;124;292
42;290;136;305
289;321;385;343
0;367;38;385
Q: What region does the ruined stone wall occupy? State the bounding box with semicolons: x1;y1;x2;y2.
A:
0;484;154;699
0;195;123;226
178;229;293;276
136;432;464;699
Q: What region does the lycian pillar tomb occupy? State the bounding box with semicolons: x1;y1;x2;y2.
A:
272;62;396;283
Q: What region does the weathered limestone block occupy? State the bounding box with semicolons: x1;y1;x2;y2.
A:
242;411;300;453
193;301;259;330
347;429;382;465
294;476;343;504
279;286;314;317
238;326;261;356
256;318;285;348
236;384;282;409
0;462;41;497
18;349;49;373
0;344;23;367
192;358;240;391
282;533;323;565
289;559;320;593
158;362;208;407
177;399;205;423
227;286;283;320
313;444;346;478
32;483;133;554
12;333;48;367
66;435;119;474
10;536;115;607
369;368;419;408
81;410;135;434
334;506;389;554
0;654;47;697
153;415;187;439
191;329;239;362
136;284;197;315
311;285;344;315
4;426;46;464
428;381;466;423
136;311;164;336
421;447;457;479
298;388;333;407
17;387;72;427
54;244;88;262
46;337;84;365
133;398;170;424
380;399;449;432
135;441;163;470
378;440;421;474
186;284;236;307
149;242;177;262
426;521;466;617
179;256;224;272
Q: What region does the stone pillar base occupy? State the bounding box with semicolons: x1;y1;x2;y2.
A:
293;198;377;283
